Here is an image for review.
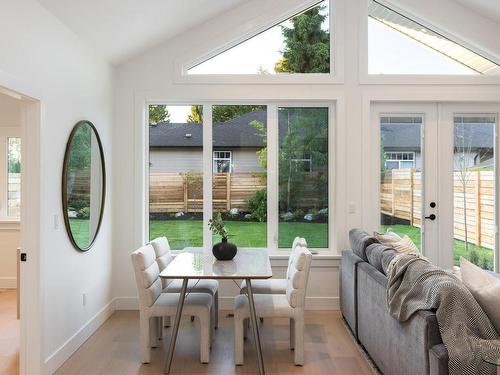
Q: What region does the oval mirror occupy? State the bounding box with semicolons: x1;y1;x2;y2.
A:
62;121;105;251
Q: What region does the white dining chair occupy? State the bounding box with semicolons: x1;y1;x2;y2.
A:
149;236;220;328
131;244;213;364
233;245;312;366
239;237;307;296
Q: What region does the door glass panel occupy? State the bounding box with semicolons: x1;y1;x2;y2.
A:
453;116;495;270
380;116;422;249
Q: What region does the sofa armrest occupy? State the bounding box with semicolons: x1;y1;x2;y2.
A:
429;344;449;375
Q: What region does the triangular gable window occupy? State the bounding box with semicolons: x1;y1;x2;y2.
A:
368;0;500;75
187;1;330;75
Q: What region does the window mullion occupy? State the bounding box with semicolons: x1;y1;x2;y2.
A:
267;105;278;251
203;105;213;252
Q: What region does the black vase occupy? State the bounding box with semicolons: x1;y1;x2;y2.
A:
212;238;237;260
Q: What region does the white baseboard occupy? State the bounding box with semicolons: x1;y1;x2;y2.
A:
114;296;339;311
43;299;115;375
0;277;17;289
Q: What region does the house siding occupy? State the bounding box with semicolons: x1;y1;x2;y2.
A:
149;147;264;173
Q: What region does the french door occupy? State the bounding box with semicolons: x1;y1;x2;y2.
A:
371;103;499;271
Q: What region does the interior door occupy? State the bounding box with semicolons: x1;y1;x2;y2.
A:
439;104;499;272
371;103;440;264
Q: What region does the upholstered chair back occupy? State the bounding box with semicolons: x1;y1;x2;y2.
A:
131;244;163;308
286;245;312;309
149;237;173;289
287;237;307;280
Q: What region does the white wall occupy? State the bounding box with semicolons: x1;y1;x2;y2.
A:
111;0;500;313
0;1;113;373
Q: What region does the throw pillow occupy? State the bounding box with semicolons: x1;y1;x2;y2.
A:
391;235;420;255
374;230;402;245
460;257;500;335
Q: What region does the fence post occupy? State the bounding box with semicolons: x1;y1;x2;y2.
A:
391;169;395;216
475;170;481;246
183;180;188;213
226;173;231;211
410;169;414;226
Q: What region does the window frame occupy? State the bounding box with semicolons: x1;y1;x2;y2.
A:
143;101;336;256
173;0;344;85
212;150;232;173
384;151;415;169
359;0;500;85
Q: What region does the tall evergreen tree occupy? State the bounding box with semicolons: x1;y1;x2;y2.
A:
274;5;329;73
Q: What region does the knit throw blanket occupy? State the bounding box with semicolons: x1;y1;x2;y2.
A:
386;254;500;375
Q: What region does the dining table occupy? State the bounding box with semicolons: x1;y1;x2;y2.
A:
159;247;272;375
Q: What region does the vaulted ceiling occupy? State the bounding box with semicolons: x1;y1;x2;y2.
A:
37;0;245;64
456;0;500;24
37;0;500;66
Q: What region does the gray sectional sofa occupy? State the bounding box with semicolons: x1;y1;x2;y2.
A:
340;229;449;375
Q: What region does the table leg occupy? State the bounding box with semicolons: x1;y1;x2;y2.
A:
164;279;188;374
246;279;265;375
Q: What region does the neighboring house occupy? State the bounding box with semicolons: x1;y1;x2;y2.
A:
381;116;494;170
149;110;325;174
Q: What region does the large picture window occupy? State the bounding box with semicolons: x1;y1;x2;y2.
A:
7;137;21;218
147;104;332;252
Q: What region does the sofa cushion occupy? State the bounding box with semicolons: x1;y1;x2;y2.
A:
374;230;402;245
460;257;500;335
366;243;394;273
349;228;379;261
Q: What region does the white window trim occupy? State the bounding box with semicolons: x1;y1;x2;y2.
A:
0;129;22;221
213;150;232;173
138;99;337;256
358;0;500;85
6;137;21;219
173;0;344;85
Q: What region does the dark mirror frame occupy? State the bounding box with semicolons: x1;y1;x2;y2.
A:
62;120;106;252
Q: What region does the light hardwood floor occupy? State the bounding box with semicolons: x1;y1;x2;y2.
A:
0;289;19;375
56;310;374;375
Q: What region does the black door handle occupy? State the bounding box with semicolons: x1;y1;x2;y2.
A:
425;214;436;221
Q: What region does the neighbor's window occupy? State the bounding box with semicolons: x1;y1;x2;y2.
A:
213;151;232;173
368;0;500;75
188;1;330;75
278;107;329;248
384;152;415;170
148;104;203;249
7;137;21;218
212;105;267;247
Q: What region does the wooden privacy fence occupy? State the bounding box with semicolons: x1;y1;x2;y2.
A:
381;168;495;249
149;172;266;213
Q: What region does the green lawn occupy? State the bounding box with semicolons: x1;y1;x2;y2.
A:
381;224;494;270
69;218;90;249
149;220;328;249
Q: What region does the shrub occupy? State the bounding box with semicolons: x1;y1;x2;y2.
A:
78;207;90;219
469;250;480;267
247;189;267;222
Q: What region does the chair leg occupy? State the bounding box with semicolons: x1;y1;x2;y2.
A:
150;317;159;348
243;318;249;340
260;317;264;324
164;316;171;328
139;313;151;363
214;290;219;329
290;318;295;350
234;314;244;365
158;317;163;340
200;312;210;364
294;315;304;366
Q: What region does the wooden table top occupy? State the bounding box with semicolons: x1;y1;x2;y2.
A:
159;248;273;280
